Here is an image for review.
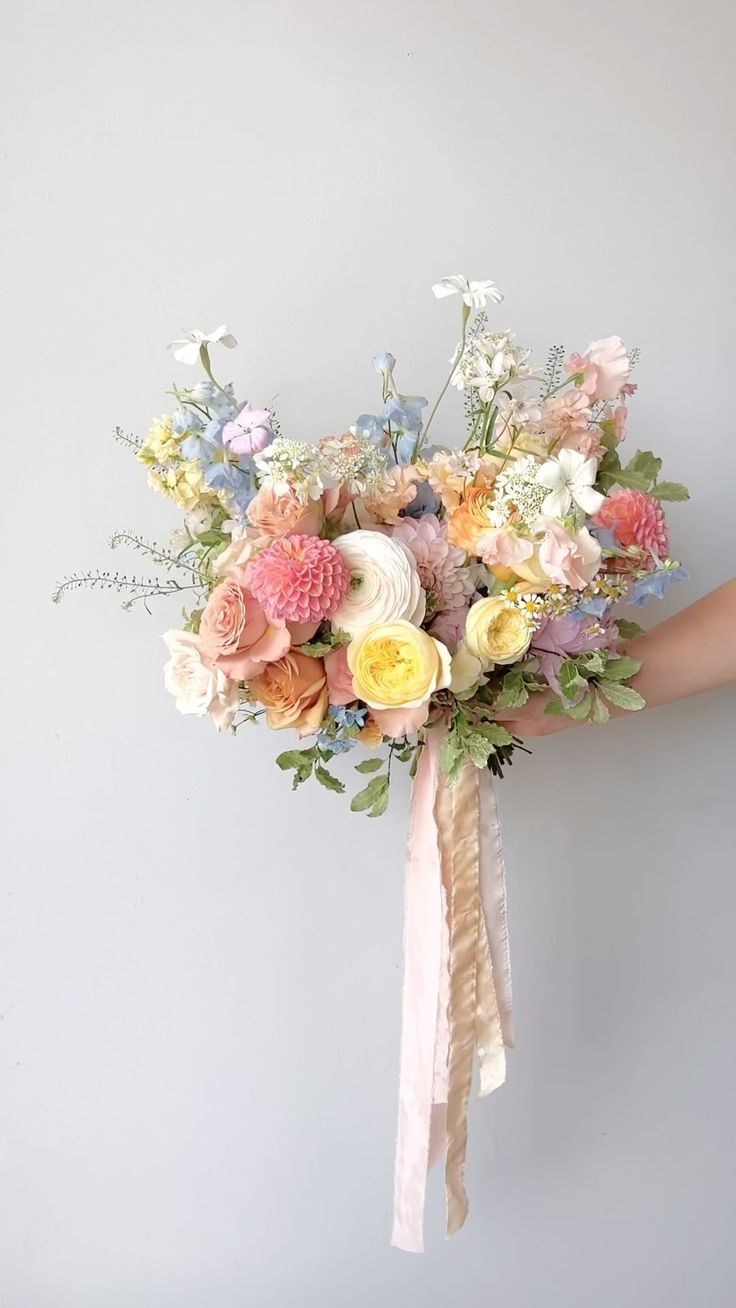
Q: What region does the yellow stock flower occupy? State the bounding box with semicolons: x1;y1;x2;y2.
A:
347;619;452;710
464;597;532;667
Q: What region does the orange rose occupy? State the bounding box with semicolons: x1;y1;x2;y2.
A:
446;486;496;555
250;652;328;735
247;486;322;540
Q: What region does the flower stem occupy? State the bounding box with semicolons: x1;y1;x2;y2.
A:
199;344;232;405
415;303;471;458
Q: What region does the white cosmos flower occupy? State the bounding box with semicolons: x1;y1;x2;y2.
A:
536;447;605;519
432;275;504;309
330;530;426;637
169;325;237;366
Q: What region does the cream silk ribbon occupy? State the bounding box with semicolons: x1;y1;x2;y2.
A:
391;731;512;1253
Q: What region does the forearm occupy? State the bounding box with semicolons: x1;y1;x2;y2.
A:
624;579;736;711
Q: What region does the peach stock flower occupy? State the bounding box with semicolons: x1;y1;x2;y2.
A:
199;578;291;680
247;485;323;539
446;486;497;556
250;652;329;735
362;466;418;524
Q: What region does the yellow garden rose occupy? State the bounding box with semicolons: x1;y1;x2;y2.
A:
464;597;532;667
347;619;452;709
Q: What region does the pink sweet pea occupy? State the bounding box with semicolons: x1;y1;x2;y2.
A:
480;527;534;569
538;522;602;590
567;336;630;402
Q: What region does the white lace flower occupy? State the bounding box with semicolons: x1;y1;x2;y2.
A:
169;325;237;366
330;530;425;636
432;275;504;309
536;448;605;519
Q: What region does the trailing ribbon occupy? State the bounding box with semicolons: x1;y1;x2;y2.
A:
391;730;513;1253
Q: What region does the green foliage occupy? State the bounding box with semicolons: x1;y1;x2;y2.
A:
543;649;645;722
354;757;384;774
616;618;644;641
351;774;390;816
597;445;689;503
494;666;530;711
298;629;351;658
439;709;515;782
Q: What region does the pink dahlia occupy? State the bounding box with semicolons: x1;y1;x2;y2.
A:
249;534;349;624
593;490;670;565
392;513;474;613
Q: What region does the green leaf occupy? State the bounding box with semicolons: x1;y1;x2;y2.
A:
599;465;651;492
473;721;514;747
351;775;389;813
276;748;316;771
196;529;228;547
409;747;421;779
315;763;345;794
581;649;607;676
590;690;610;724
544;696;567;716
439;729;463;779
298;629;351;658
354;757;384;774
463;731;494;769
599;681;646;711
368;786;390;818
626;449;662;487
601;655;641;682
651;481;690;502
566;691;593;720
559;659;587;701
495;668;529;711
616;619;644;640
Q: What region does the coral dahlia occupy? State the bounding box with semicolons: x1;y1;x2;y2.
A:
249;534;349;624
593;490;670;565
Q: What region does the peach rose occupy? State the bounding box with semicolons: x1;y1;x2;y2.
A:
324;647;356;706
212;528;262;582
249;652;329;735
162;630;239;730
199;578;291;680
247;486;323;540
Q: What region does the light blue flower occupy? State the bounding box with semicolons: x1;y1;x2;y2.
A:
383;394;427;433
329;705;367;730
574;596;610;619
629;567;688;606
316;734;355;756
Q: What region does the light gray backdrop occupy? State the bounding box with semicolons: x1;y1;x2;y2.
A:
2;1;735;1304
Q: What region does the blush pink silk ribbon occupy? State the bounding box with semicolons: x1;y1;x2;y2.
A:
391;730;513;1253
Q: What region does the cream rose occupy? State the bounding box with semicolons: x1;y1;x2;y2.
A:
464;597;533;667
163;630;239;730
347;619;451;710
330;530;425;636
450;642;485;694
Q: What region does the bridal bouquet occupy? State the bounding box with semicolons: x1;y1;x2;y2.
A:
56;275;688;1249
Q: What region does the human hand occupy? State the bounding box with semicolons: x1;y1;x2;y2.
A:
496;690;580;738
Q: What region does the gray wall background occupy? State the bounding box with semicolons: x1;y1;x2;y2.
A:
2;1;735;1304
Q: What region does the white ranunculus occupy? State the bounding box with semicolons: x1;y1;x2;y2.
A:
432;275;504;309
163;630;239;730
536;447;605;519
330;530;425;637
169;325;237;366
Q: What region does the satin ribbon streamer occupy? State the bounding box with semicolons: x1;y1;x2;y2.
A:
391;731;513;1253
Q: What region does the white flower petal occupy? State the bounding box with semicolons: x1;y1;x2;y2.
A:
572;484;606;515
172;341;204;366
536;460;564;491
432;275;469;299
541;487;572;519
